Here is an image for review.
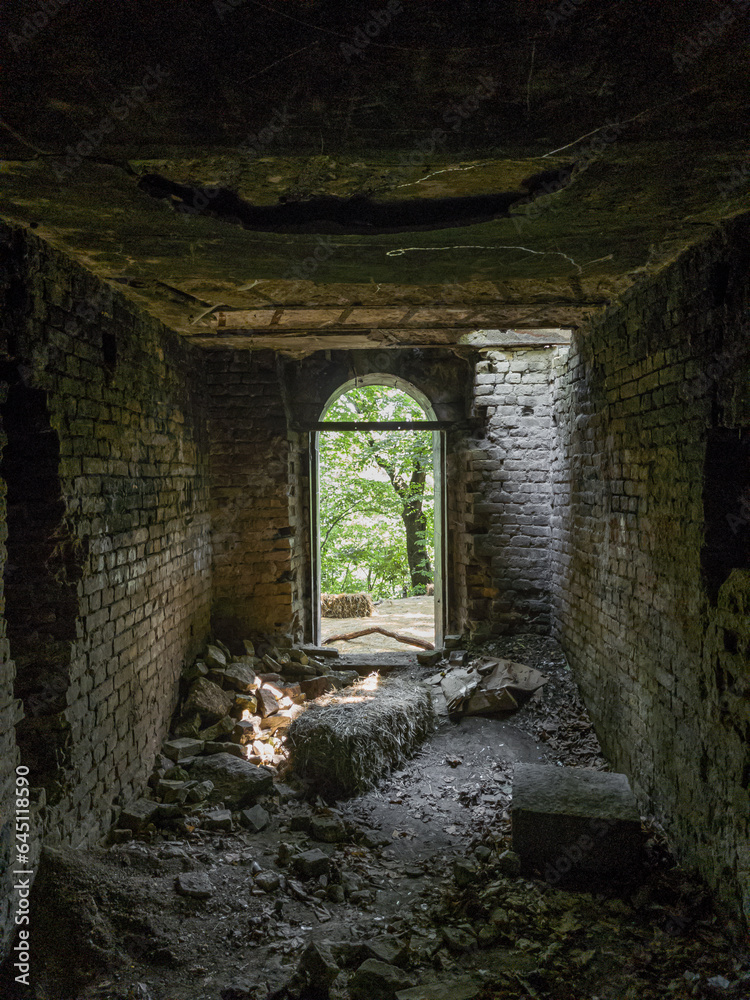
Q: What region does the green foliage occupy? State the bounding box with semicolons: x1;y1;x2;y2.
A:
320;385;434;599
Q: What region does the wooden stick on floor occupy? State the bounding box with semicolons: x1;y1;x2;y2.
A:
322;626;434;651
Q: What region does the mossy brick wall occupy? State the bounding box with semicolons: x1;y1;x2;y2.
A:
206;351;302;641
0;226;212;956
551;215;750;919
455;347;565;639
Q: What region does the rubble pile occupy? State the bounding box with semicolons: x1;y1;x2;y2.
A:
287;676;435;798
112;637;360;841
321;592;375;618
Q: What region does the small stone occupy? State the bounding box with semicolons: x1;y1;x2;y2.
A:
350;958;413;1000
310;814;348;843
120;798;160;831
289;649;308;664
300;644;339;659
292;848;331;880
349;889;372;905
185;780;213;803
157;779;187;803
220;662;259;694
241;804;270;832
155;802;183;822
441;926;476;952
183;661;209;682
416;649;443;667
183;678;234;724
300;676;337;700
243;639;256;657
175;871;213;899
362;937;409;969
204;644;227;670
172;713;202;738
203;741;246;758
164;766;189;781
232;719;259;744
295;940;340;992
203;809;233;831
256;687;280;718
395;974;484;1000
496;849;522;877
198;715;235;742
163;737;204;761
327;883;345;903
109;828;133;844
188;753;274;806
453;858;477;887
477;924;500;947
707;976;731;990
255;870;281;892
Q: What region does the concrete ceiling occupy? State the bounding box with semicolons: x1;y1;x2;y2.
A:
1;0;748;354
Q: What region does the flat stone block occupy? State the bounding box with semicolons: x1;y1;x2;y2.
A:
163;737;204;761
511;764;642;882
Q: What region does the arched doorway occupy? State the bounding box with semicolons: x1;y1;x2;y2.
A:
311;374;446;651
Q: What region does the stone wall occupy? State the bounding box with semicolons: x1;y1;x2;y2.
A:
0;226;212;956
551;215;750;919
458;347;565;639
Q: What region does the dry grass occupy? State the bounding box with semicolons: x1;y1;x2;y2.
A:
321;592;374;618
286;675;434;798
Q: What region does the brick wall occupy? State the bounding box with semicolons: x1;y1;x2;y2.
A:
0;226;212;955
206;351;301;642
454;347;565;639
551;215;750;919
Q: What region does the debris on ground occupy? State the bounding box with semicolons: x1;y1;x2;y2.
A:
112;634;363;843
8;635;748;1000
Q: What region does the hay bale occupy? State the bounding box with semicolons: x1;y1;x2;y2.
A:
286;676;435;799
321;592;374;618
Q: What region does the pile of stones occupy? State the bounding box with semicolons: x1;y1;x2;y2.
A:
112;636;360;841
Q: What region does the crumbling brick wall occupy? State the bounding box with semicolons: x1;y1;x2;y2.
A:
206;351;302;641
551;215;750;919
0;226;212;956
456;347;565;639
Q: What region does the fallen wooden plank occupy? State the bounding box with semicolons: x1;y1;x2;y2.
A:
322;626;434;651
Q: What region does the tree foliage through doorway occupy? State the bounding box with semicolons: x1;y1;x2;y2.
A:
319;385;434;600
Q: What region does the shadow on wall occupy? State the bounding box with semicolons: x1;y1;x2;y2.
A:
0;375;84;805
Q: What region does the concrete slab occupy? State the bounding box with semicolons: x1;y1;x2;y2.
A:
511;763;642;883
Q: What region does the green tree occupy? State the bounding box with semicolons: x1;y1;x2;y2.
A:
320;385;434;597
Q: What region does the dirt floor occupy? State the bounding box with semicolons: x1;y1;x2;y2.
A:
3;636;749;1000
321;596;435;653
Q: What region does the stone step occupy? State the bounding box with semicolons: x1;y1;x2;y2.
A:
511;763;642;884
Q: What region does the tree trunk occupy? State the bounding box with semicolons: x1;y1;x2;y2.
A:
403;504;432;593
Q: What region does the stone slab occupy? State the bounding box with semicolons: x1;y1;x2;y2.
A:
396;975;484;1000
162;737;204;761
511;764;642;881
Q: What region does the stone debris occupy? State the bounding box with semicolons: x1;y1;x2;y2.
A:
241;803;271;832
349;957;415;998
115;633;362;838
174;871;213;899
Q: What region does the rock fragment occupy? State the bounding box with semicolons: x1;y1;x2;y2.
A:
175;872;213;899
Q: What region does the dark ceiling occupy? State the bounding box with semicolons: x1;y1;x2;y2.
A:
1;0;748;353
